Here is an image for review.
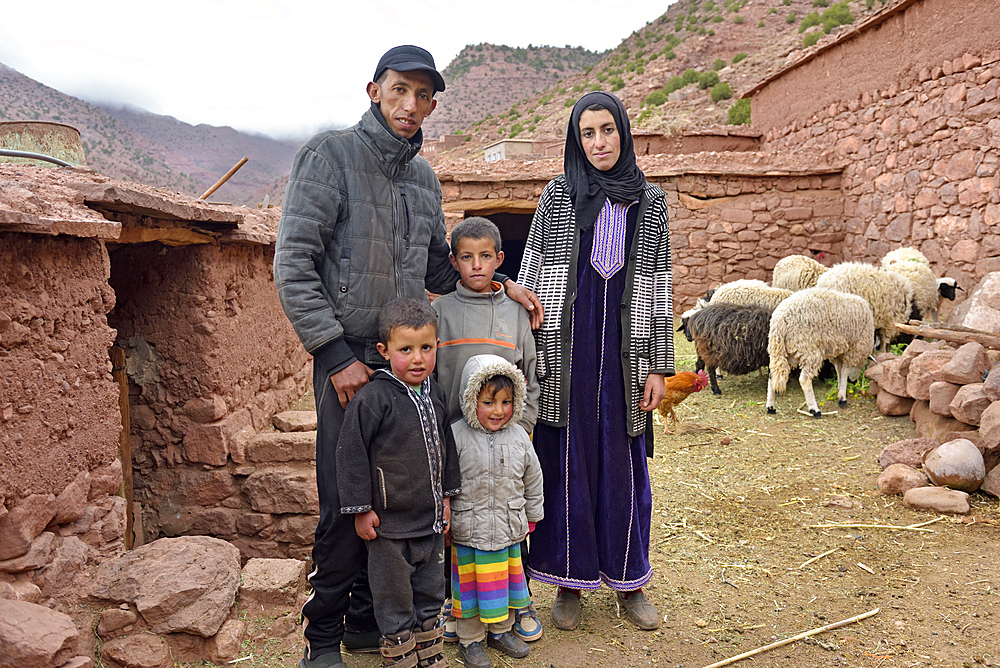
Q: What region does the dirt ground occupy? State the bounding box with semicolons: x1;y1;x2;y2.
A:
227;332;1000;668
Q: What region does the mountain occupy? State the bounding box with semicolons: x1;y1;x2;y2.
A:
0;63;301;205
431;0;890;158
421;44;605;139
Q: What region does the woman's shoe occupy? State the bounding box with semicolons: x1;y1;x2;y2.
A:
617;589;659;630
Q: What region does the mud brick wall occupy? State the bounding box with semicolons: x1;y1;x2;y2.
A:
755;13;1000;303
107;241;311;554
0;232;126;596
648;172;846;310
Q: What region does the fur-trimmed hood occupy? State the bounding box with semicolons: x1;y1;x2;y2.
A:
459;354;527;433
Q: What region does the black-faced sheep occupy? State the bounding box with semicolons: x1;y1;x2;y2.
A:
772;254;828;291
766;287;875;418
677;302;772;395
814;261;913;351
880;247;961;320
710;279;792;311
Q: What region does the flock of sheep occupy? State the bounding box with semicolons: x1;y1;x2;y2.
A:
679;248;962;418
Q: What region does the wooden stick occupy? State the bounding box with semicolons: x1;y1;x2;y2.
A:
791;547;840;570
199;156;248;200
895;322;1000;350
809;521;935;532
700;608;880;668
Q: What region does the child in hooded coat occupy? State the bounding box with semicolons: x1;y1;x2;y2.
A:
448;354;544;667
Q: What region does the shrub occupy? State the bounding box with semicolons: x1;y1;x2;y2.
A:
733;14;745;23
663;48;676;59
711;81;734;101
697;71;720;89
682;69;701;85
820;2;854;32
713;58;727;70
644;90;668;106
565;98;576;107
732;52;748;63
813;0;829;5
609;77;625;91
728;97;751;125
712;14;724;22
664;76;686;93
509;123;524;138
799;11;820;32
758;20;765;26
787;11;797;22
768;6;777;13
803;31;822;47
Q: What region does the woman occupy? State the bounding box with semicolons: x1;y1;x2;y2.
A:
516;91;674;632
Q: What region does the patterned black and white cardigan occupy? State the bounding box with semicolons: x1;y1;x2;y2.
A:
517;175;675;437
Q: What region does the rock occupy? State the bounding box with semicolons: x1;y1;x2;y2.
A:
929;381;961;416
272;411;318;432
874;357;909;397
980;466;1000;497
984;366;1000;401
923;439;986;492
824;496;854;509
877;464;928;495
0;531;55;573
98;607;140;638
53;471;91;525
33;535;89;597
940;342;991;384
90;536;240;637
878;437;939;468
977;401;1000;451
60;658;92;668
207;619;245;664
0;599;79;668
99;634;173;668
906;351;956;400
243;467;319;515
266;613;299;638
910;400;977;441
247;431;316;463
903;486;971;514
182;395;228;423
950;384;991;425
240;558;306;609
0;494;57;561
89;459;123;501
876;390;914;416
948;271;1000;333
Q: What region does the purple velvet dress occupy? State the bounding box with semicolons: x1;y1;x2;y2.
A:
527;199;653;591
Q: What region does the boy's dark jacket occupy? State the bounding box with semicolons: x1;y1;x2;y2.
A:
336;370;461;539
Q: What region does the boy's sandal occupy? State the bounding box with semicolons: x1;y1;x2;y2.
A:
379;634;417;668
441;599;458;643
512;604;543;642
413;622;446;668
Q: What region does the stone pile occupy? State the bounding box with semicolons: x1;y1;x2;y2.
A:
867;274;1000;512
0;535;309;668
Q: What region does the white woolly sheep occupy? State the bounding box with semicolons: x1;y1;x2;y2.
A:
880;247;961;321
772;254;828;292
766;287;875;417
814;261;914;351
710;279;792;312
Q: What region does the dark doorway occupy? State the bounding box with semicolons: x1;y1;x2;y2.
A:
475;211;534;280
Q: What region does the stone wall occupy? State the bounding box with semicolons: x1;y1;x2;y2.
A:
0;232;126;601
107;241;311;555
755;11;1000;304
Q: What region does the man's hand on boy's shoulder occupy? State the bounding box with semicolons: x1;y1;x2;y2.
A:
330;360;374;409
354;510;380;540
503;280;544;330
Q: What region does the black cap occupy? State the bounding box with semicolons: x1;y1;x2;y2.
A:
373;45;446;93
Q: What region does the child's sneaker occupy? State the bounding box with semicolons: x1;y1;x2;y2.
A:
512;603;543;642
441;598;458;643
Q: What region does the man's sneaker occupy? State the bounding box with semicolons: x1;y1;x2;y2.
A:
487;631;530;659
512;604;543;642
441;598;458;643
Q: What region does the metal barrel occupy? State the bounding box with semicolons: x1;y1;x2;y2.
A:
0;121;87;167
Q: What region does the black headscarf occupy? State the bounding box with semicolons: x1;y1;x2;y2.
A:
564;91;646;231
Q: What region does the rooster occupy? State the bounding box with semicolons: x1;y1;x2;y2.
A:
656;370;709;433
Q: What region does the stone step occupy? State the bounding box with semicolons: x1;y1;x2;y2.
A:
243;465;318;515
247;430;316;464
272;411;317;433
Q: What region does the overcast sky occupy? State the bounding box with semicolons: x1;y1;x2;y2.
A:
1;1;673;140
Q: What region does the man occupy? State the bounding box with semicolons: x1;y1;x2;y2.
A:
274;45;541;668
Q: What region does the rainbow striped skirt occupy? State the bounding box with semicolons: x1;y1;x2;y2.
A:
451;542;530;623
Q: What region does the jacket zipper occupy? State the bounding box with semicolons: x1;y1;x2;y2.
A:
400;188;412;251
489;433;495;542
391;180;402;296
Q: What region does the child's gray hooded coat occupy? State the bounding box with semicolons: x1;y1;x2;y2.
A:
449;354;544;552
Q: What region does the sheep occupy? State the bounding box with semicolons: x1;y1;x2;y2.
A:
772;254;828;292
814;261;914;351
677;302;772;395
880;247;961;321
766;287;875;418
709;279;793;312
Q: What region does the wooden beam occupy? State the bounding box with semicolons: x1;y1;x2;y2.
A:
896;322;1000;350
110;346;133;550
116;226;215;245
442;198;538;214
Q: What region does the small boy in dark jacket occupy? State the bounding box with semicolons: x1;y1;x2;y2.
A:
337;297;461;668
